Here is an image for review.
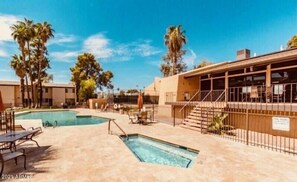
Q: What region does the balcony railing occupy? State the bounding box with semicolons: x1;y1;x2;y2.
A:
165;83;297;104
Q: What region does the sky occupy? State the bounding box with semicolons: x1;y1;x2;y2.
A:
0;0;296;90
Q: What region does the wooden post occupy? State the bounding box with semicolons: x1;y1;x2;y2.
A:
225;71;229;102
210;77;213;101
246;108;249;145
266;64;271;102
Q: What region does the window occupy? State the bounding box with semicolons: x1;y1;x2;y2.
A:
44;88;48;93
72;88;75;93
65;88;68;93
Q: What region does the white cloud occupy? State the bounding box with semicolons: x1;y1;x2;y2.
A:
48;33;77;46
132;40;162;57
83;34;113;58
82;33;162;61
50;51;79;63
183;49;197;67
147;60;162;67
0;14;22;42
0;49;8;57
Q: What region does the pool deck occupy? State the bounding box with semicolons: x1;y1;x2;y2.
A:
3;108;297;181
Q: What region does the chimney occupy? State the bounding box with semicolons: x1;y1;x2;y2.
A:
236;49;251;60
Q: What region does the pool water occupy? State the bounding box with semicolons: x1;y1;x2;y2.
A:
16;111;107;126
122;135;198;168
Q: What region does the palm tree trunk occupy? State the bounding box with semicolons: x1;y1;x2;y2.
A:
21;50;30;108
25;75;30;108
20;78;25;107
27;42;35;107
39;82;43;108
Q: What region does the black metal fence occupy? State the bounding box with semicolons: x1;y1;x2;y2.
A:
113;95;159;104
0;111;15;133
174;86;297;155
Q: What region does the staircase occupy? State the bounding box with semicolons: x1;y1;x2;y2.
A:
179;90;227;132
180;104;225;132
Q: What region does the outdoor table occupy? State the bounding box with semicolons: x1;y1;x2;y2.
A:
133;111;148;125
0;129;40;150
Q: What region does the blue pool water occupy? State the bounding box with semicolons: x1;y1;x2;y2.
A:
16;111;107;126
122;135;198;168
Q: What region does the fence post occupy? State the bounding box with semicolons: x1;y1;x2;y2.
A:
173;105;176;127
108;119;111;134
246;108;249;145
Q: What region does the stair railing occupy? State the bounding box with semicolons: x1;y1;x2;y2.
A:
179;90;213;123
179;90;201;112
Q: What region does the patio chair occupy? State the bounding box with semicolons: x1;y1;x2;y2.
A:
0;148;26;177
102;103;109;112
14;125;42;147
128;112;138;124
138;111;149;125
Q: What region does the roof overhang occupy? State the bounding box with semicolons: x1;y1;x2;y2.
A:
183;48;297;78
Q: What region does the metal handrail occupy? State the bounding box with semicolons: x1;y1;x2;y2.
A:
179;90;201;112
215;89;226;102
108;119;128;137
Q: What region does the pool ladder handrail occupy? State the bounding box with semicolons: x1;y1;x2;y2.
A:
108;119;128;137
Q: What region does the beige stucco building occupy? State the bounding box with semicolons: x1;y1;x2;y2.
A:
154;48;297;119
0;81;76;108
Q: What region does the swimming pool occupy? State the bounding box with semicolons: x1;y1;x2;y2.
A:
16;111;108;126
122;134;198;168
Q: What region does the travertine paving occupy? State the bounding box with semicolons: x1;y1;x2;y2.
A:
4;109;297;181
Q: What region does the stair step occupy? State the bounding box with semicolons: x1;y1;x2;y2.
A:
184;118;209;123
180;124;207;132
182;122;208;128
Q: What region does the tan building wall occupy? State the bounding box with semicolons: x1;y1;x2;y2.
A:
144;77;161;96
52;88;66;106
0;81;76;108
0;85;15;107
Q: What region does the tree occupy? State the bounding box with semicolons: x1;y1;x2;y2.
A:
11;20;31;107
160;63;171;77
33;22;54;107
287;35;297;49
194;59;213;69
70;53;113;102
10;55;26;107
23;19;36;107
11;18;54;108
161;25;187;76
79;78;96;101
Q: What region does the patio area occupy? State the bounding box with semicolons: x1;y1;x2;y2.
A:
3;108;297;181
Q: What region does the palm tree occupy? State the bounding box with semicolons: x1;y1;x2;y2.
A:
160;63;170;77
10;55;26;107
164;25;187;76
43;74;53;83
11;21;31;107
23;19;36;107
34;22;54;107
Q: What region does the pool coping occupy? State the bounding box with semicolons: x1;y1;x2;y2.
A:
119;133;199;168
15;109;115;127
120;133;199;154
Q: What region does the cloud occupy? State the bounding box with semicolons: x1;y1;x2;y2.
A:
147;60;162;67
50;51;79;63
83;34;113;58
0;49;8;57
183;49;197;67
48;33;77;46
132;40;162;57
82;33;162;61
0;14;22;42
